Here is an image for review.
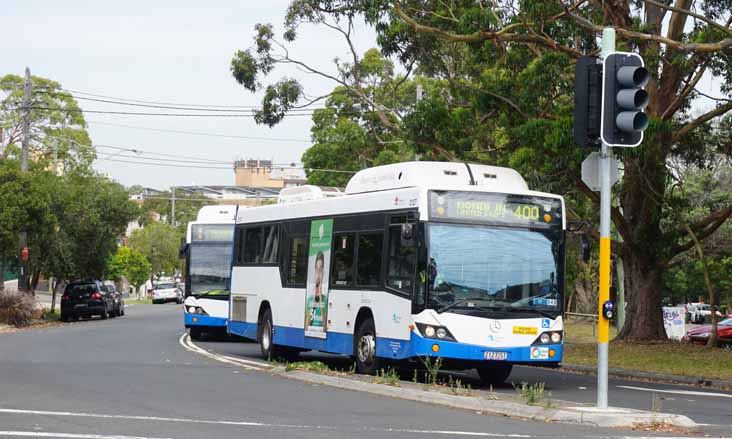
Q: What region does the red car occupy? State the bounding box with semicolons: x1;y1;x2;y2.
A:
685;317;732;347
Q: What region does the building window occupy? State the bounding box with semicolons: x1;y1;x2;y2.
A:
357;233;383;287
331;234;355;287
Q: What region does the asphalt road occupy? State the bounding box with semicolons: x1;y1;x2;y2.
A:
0;305;728;439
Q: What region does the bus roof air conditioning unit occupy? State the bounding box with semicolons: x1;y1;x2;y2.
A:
345;162;529;194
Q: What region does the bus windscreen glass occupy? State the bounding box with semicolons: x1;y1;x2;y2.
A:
429;191;562;228
427;225;563;316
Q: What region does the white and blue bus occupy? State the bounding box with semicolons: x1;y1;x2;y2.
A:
182;205;236;339
227;162;565;384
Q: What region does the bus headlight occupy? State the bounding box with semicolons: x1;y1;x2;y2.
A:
551;332;562;343
540;333;551;344
187;306;196;314
533;331;562;345
415;323;456;342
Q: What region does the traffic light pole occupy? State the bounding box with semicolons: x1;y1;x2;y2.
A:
597;28;615;410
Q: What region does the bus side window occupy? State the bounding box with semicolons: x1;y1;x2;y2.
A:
262;225;279;264
387;224;416;294
243;228;264;264
356;233;383;287
287;236;308;285
331;234;355;287
234;227;245;266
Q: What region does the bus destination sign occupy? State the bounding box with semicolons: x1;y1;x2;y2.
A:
192;224;235;242
429;191;562;227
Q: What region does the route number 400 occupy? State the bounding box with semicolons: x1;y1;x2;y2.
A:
514;205;540;220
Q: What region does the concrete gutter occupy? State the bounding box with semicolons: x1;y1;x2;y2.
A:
561;363;732;390
273;367;697;429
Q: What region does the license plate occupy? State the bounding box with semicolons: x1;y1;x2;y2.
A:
484;351;508;360
74;304;88;309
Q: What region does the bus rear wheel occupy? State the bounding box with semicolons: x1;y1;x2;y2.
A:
354;317;381;375
476;363;513;387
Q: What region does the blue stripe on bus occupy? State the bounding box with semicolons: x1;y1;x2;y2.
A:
408;331;564;362
226;320;563;363
184;313;227;327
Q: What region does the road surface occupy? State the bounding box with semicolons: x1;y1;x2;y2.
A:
0;304;728;439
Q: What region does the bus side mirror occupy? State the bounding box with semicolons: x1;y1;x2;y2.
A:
401;223;415;246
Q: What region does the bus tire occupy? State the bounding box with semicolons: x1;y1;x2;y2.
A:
477;363;513;386
190;327;202;340
354;317;380;375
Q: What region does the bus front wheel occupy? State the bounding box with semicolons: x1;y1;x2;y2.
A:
190;327;202;340
259;309;299;362
354;317;381;375
476;363;513;386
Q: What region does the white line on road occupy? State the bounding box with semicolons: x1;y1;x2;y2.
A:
177;333;267;371
0;432;170;439
0;408;526;437
616;385;732;399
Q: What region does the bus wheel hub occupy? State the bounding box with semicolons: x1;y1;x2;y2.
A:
358;334;375;364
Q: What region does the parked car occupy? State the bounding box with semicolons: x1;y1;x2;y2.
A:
152;282;183;304
102;281;125;317
689;303;723;324
685;317;732;347
60;280;117;321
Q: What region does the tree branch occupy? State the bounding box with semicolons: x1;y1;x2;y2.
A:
664;205;732;263
673;102;732;141
643;0;732;37
661;59;707;120
393;3;584;58
567;11;732;53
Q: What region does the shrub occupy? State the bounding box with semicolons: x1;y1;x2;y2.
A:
0;288;36;327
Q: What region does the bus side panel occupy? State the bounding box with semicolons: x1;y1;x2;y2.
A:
361;291;413;360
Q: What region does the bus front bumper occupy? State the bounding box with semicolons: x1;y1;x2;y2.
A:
184;313;227;328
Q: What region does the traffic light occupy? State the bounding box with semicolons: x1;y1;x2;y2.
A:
601;52;649;147
573;56;602;147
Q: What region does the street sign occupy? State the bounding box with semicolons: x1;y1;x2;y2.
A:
601;52;650;147
581;152;618;191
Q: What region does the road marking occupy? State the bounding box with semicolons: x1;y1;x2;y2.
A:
617;385;732;399
0;408;519;437
0;432;170;439
177;333;268;371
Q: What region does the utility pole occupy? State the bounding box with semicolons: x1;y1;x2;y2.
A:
596;27;615;410
18;67;32;293
171;187;176;227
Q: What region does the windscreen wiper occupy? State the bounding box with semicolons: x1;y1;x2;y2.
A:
437;297;488;313
502;307;558;320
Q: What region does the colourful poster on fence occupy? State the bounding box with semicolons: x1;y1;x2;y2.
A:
304;219;333;338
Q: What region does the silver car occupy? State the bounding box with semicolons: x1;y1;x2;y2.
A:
152;282;183;304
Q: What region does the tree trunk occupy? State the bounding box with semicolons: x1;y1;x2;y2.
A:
616;251;666;340
0;256;5;291
51;279;60;313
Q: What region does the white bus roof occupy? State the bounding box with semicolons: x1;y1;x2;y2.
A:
186;205;237;243
235;162;565;229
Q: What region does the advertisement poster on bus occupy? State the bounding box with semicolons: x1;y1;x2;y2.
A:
663;306;686;340
304;219;333;338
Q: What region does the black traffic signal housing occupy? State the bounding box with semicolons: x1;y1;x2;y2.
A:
573;56;602;147
601;52;650;147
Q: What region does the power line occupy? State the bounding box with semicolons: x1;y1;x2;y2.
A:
34;91;322;113
60;87;259;109
98;156;233;169
24;106;316;117
85;120;310;143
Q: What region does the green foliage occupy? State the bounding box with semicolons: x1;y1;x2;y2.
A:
0;74;94;171
514;381;550;406
374;368;401;386
107;247;151;290
129;222;181;278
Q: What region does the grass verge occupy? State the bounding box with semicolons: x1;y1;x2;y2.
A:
564;320;732;381
125;298;152;305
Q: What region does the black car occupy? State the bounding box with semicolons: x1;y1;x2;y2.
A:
60;280;118;321
102;281;125;317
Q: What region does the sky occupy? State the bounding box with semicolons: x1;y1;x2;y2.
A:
0;1;378;189
1;2;726;189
